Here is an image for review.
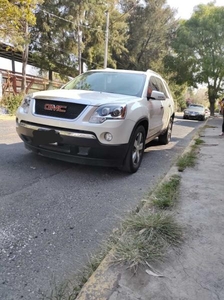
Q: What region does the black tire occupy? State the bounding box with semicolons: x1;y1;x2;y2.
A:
123;125;146;173
158;117;173;145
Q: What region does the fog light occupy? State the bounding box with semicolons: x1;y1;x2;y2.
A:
104;132;113;141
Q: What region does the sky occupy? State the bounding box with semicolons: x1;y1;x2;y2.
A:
167;0;224;20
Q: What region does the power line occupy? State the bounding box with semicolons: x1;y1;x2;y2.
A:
39;8;73;24
110;2;137;26
32;42;104;69
35;5;135;70
38;8;102;32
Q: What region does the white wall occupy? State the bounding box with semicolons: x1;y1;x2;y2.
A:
0;57;40;76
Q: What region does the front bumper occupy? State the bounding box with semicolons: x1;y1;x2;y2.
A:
16;120;129;167
184;114;203;120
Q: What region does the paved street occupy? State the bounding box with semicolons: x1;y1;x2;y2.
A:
0;115;202;300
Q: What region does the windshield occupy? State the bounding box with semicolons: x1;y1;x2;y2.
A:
188;105;204;112
63;71;146;97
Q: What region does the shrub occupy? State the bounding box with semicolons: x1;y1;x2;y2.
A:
2;94;23;115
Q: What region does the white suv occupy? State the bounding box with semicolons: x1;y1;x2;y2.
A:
16;69;175;173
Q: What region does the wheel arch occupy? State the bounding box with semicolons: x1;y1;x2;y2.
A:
129;118;148;143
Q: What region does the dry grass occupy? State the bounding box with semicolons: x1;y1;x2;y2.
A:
177;136;205;172
153;175;181;209
112;212;182;272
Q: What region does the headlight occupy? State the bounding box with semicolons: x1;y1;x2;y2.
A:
89;104;127;124
21;96;32;113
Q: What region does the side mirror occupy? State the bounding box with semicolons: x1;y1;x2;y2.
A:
147;90;166;101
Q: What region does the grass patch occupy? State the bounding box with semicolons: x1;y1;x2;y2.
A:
112;212;182;273
176;151;197;172
153;175;181;209
194;138;205;146
111;234;164;272
177;136;205;172
204;125;217;129
176;136;204;172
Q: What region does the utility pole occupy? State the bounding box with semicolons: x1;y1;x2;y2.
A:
104;10;109;69
78;16;82;74
21;21;29;94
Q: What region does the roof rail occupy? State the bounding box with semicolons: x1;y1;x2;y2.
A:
146;69;161;76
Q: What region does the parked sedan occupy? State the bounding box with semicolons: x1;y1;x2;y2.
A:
183;104;210;121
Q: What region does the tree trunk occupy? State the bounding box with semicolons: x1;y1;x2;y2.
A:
209;99;215;116
49;69;53;81
47;70;53;89
21;22;29;94
208;85;217;116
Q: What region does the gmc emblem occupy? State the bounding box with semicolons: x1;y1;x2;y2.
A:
44;104;67;113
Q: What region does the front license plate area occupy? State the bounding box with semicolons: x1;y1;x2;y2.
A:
33;129;62;145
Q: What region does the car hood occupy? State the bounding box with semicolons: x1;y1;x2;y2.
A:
31;89;139;106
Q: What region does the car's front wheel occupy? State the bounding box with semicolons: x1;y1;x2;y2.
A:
158;117;173;145
123;125;146;173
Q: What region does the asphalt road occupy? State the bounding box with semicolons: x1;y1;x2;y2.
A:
0;114;202;300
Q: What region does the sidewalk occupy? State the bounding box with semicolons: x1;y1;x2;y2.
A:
77;116;224;300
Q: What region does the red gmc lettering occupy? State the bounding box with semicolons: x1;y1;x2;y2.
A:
44;104;67;113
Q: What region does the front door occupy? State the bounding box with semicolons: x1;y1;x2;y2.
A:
147;77;164;137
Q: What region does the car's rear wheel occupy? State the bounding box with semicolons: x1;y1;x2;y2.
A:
158;117;173;145
123;125;145;173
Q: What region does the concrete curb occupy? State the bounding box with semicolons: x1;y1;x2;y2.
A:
75;119;209;300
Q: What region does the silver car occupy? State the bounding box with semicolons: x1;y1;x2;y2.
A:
183;104;210;121
16;69;175;173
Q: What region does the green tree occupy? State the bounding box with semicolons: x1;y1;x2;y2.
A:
0;0;43;93
116;0;177;73
165;3;224;115
30;0;128;76
30;0;78;79
81;0;129;69
61;0;129;70
0;0;36;39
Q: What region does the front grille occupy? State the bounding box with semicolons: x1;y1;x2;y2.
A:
35;99;87;119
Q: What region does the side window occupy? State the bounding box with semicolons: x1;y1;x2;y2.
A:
154;77;168;98
148;76;159;91
163;81;172;98
148;76;170;98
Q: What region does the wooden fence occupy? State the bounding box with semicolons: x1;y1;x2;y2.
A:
0;68;65;96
